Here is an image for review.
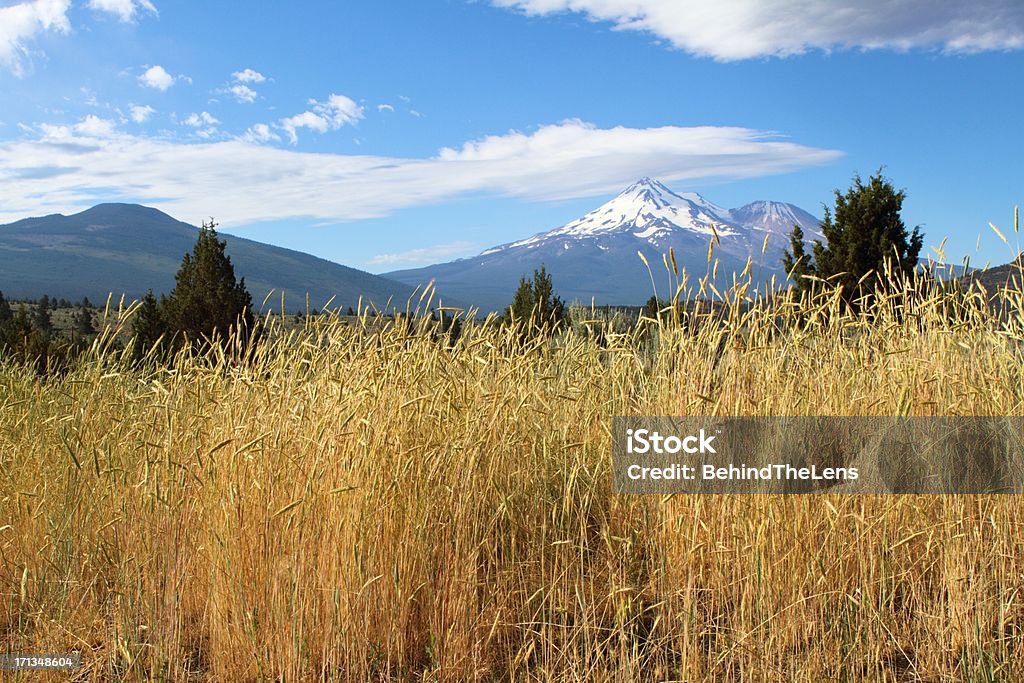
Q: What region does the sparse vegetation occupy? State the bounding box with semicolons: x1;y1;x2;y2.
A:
2;265;1023;680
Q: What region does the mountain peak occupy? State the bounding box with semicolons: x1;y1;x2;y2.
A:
729;200;823;238
483;178;736;255
624;176;670;194
617;176;677;208
388;181;825;311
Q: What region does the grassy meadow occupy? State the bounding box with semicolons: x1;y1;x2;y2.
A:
2;272;1024;681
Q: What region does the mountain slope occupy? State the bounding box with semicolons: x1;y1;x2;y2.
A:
387;178;821;311
965;253;1024;292
0;203;421;311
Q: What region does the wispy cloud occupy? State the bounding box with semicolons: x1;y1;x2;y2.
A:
280;94;364;144
138;64;178;90
182;111;218;127
128;104;155;122
491;0;1024;60
34;114;118;141
73;114;117;137
243;123;280;143
0;0;71;76
0;118;841;225
222;68;266;102
180;111;219;139
228;83;257;103
369;240;479;267
377;103;395;113
231;68;265;83
87;0;157;23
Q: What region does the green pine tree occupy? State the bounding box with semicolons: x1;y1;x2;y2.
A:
131;289;166;356
0;304;44;364
0;291;12;325
504;265;567;338
162;220;254;348
74;305;96;337
783;169;923;305
33;295;54;336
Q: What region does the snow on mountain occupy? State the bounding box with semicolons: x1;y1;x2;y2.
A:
482;177;737;255
729;200;824;240
385;177;822;311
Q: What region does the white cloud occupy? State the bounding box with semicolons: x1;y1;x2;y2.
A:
491;0;1024;60
279;111;329;144
232;68;265;83
377;103;395;113
369;241;480;267
243;123;279;143
0;119;841;226
129;104;155;122
280;93;364;144
138;64;176;90
228;84;257;103
181;111;218;139
182;111;218;127
0;0;71;76
87;0;156;22
73;114;117;137
32;114;118;142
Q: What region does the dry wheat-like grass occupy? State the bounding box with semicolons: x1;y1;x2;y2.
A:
1;274;1023;681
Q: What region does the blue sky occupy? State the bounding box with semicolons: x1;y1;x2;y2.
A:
1;0;1022;271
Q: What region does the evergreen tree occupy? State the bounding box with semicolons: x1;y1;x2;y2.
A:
0;304;59;374
504;265;567;337
33;295;53;336
162;220;254;347
132;289;166;355
0;291;11;325
74;305;95;337
0;304;36;354
783;169;923;304
781;224;814;284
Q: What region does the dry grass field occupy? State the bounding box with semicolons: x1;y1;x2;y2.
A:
2;274;1023;681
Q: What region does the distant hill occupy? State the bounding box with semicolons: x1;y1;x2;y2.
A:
964;253;1024;293
0;203;428;312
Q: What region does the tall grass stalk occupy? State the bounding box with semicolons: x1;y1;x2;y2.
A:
1;274;1023;681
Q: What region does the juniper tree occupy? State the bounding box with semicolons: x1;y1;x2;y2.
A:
162;220;254;348
33;295;53;336
0;291;11;325
504;264;567;338
74;305;96;337
130;289;166;356
783;169;923;305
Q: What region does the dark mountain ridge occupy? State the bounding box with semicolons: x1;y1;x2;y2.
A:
0;203;424;312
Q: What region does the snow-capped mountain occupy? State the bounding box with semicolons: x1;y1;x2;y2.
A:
730;200;824;240
484;177;737;255
386;178;822;312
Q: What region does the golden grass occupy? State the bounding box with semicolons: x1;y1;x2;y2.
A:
2;276;1024;681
